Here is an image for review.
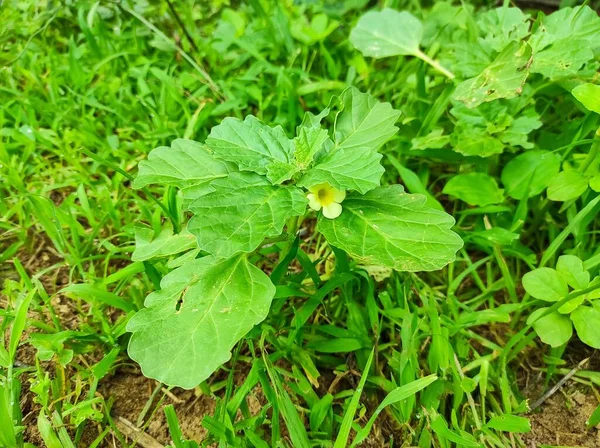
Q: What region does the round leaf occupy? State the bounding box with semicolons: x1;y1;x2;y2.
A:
572;83;600;114
571;306;600;349
547;170;588;202
522;267;568;302
501;150;560;199
349;8;422;58
527;308;573;347
443;173;504;206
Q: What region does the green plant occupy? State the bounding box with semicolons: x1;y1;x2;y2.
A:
523;255;600;349
127;87;463;388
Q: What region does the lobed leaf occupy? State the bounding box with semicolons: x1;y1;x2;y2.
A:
188;172;307;258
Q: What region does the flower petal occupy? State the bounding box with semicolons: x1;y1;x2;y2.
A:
322;202;342;219
333;189;346;203
307;193;322;211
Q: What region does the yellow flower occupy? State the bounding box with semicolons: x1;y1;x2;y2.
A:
307;183;346;219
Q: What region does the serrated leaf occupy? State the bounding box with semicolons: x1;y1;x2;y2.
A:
132;224;197;262
127;255;275;388
349;8;422;58
571;306;600;349
476;8;530;53
294;126;331;167
188;172;307;258
317;186;463;272
298;147;384;194
265;160;300;184
443;173;504;206
572;83;600;115
453;41;532;109
547;170;588;202
522;267;568;302
527;308;573;347
556;255;589;290
529;6;600;52
134;139;231;189
501;150;561;199
205;116;294;177
334;87;401;152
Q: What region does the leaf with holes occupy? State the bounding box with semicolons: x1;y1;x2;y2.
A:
127;255;275;388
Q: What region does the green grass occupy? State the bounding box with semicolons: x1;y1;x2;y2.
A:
1;1;600;447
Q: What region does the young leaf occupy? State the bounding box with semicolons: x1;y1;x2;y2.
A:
188;173;307;258
476;8;530;53
205;116;294;178
453;41;532;108
451;128;504;157
547;170;588;202
294;126;331;167
572;83;600;114
132;224;197;262
298;147;384;194
317;186;463;272
556;255;590;290
522;267;568;302
133;139;231;189
127;255;276;388
571;306;600;349
527;308;572;347
443;173;504;206
501;150;560;199
334;87;401;152
349;8;422;58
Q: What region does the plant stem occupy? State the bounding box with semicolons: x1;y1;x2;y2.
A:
414;49;455;80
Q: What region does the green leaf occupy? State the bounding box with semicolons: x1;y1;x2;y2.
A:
522;267;568;302
205;116;294;179
590;175;600;193
317;186;463;272
349;8;422;58
527;308;573;347
133;139;231;189
127;255;275;388
451;128;504;157
571;306;600;349
298;147;384;194
572;83;600;115
188;173;307;258
334;87;401;152
485;415;531;433
132;224;197;262
429;411;481;447
501;150;561;199
547;170;589;202
556;255;589;290
528;6;600;80
265;160;300;185
411;129;450;150
443;173;504;206
293;126;331;167
476;8;530;53
453;41;532;109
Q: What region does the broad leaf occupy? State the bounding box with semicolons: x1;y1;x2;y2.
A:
411;129;450;150
501;150;561;199
334;87;401;152
556;255;589;290
132;224;196;262
453;41;532;108
571;306;600;349
476;8;530;52
443;173;504;206
317;186;463;272
522;267;568;302
349;8;422;58
527;308;572;347
188;172;307;258
485;415;531;433
205;116;294;179
127;255;275;388
547;170;588;202
298;147;384;194
531;39;593;80
451;128;504;157
133;139;231;189
572;83;600;115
